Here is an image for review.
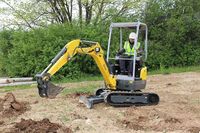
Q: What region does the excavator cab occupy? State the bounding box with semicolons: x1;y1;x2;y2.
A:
107;22;148;91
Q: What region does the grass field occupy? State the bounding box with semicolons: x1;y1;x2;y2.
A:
0;66;199;93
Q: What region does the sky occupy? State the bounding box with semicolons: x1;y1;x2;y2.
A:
0;0;80;29
0;1;14;29
0;0;143;29
0;0;31;29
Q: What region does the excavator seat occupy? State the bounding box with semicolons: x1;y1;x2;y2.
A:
110;56;142;78
109;63;121;75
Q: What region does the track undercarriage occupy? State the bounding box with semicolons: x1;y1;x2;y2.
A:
36;75;159;109
79;88;159;109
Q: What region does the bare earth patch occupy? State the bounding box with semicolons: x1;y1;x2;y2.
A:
65;92;92;98
0;72;200;133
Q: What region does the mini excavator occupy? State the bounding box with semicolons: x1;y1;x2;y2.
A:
35;22;159;109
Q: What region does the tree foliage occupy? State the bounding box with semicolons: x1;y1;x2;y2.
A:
144;0;200;69
0;0;143;28
0;0;50;28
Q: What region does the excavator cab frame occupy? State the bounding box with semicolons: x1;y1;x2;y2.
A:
106;21;148;81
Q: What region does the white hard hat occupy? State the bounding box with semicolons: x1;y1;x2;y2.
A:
129;32;136;39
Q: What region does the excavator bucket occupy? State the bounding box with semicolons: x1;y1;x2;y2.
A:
38;81;64;98
36;75;64;98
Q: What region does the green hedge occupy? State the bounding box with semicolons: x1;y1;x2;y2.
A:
145;0;200;70
0;20;200;79
0;24;109;79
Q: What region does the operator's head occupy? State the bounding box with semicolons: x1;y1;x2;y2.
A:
129;32;136;43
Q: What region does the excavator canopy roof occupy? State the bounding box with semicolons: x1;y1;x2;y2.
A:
110;22;147;29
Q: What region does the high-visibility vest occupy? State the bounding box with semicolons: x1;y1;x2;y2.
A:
124;41;140;55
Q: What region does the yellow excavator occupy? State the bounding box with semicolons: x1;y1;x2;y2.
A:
35;22;159;109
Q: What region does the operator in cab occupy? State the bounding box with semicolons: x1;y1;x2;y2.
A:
117;32;140;76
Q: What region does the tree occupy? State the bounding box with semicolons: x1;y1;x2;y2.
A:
45;0;73;23
0;0;144;29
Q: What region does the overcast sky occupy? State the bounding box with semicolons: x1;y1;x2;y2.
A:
0;1;13;29
0;0;30;29
0;0;80;29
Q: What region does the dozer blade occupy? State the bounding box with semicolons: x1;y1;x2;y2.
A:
79;95;104;109
37;81;64;99
79;96;93;109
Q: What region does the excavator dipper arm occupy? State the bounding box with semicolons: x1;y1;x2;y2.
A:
35;39;116;98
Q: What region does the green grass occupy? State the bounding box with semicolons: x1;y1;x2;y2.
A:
59;65;200;83
149;65;200;75
54;74;103;84
0;84;36;92
61;84;99;95
60;115;70;123
0;66;199;92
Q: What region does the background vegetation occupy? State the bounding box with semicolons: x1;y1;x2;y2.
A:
0;0;199;79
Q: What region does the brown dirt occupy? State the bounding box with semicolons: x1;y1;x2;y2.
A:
118;119;144;130
188;127;200;133
65;92;91;98
117;107;184;132
0;93;30;118
0;72;200;133
70;112;87;120
9;118;72;133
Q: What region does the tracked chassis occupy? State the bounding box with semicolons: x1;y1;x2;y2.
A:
79;88;159;109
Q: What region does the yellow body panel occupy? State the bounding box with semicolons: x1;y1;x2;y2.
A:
140;67;147;80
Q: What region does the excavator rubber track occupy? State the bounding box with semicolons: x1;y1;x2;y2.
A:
104;91;159;107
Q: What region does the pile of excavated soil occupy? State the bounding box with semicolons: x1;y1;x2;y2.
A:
10;118;72;133
0;93;30;118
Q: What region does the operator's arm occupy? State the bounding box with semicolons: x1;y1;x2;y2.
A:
117;41;127;56
117;48;125;56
